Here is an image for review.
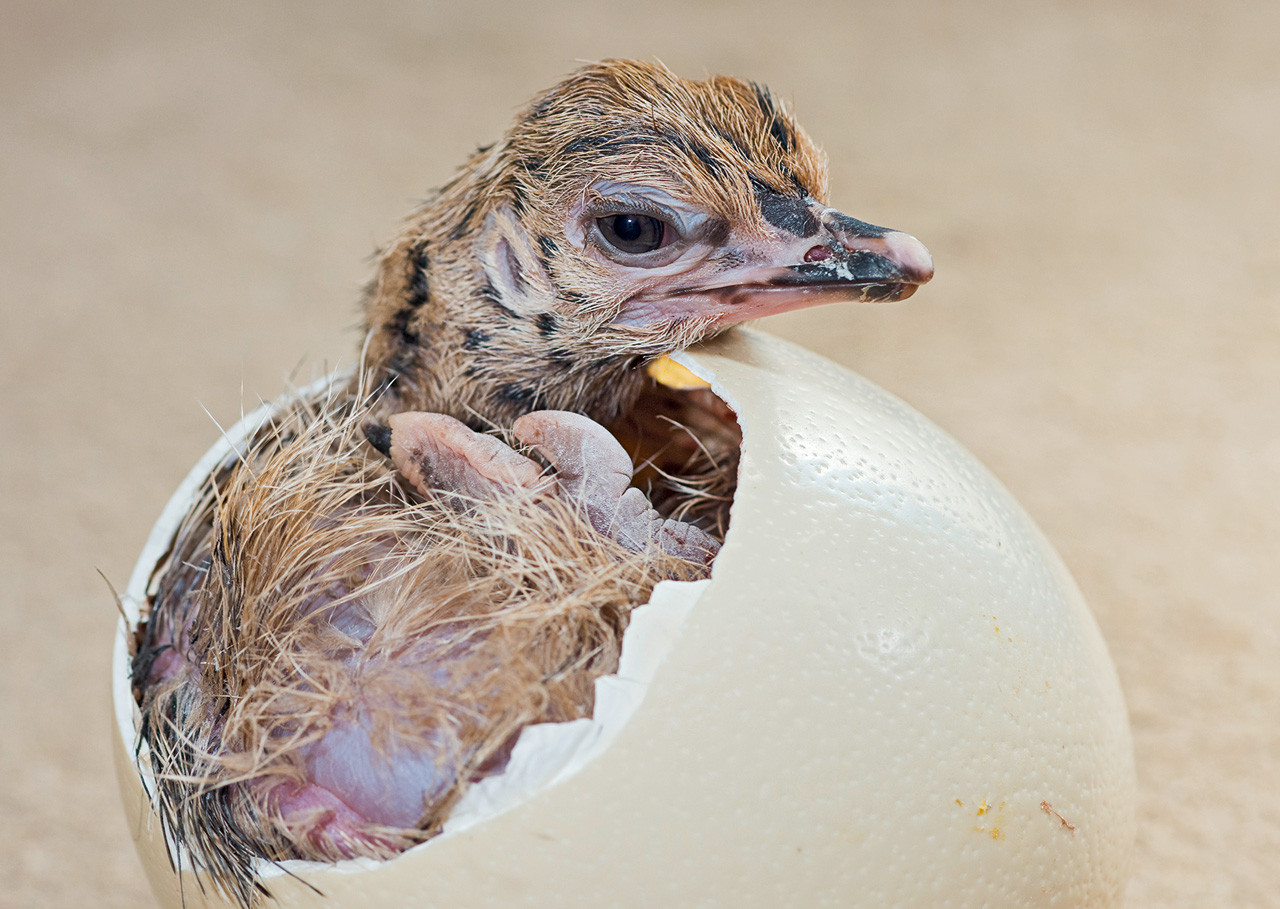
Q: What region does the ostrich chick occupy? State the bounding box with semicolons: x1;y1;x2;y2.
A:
132;59;932;908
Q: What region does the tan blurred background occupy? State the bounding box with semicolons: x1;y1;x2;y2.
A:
2;1;1276;905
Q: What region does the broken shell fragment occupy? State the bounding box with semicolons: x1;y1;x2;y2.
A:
113;328;1134;907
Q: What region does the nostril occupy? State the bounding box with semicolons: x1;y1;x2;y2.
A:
804;245;832;263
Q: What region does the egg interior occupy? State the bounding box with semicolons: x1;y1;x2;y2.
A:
114;328;1135;907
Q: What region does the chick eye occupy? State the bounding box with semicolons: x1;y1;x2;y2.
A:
596;214;668;256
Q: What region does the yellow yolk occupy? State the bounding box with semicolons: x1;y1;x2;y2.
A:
647;356;711;390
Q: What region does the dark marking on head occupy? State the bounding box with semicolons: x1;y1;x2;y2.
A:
753;179;820;238
535;312;558;337
545;347;574;364
381;347;419;387
559;287;590;307
713;125;752;161
462;327;490;350
564;134;611;156
750;82;776;119
496;382;539;410
748;81;797;155
535;236;559;283
827;210;889;239
388;304;421;346
769;116;795;154
654;125;719;178
405;244;430;310
362;421;392;457
509;182;528;217
479;278;519;318
688;139;730;181
780;164;809;197
601;133;653;155
449;199;483;242
563;129;658;161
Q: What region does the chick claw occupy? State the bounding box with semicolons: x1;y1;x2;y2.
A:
383;411;720;567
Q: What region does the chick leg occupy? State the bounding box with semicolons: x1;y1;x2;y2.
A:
382;411;719;566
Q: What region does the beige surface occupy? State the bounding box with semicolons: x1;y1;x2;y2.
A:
2;2;1275;906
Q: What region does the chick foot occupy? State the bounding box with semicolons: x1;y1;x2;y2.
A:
513;411;721;567
380;411;721;567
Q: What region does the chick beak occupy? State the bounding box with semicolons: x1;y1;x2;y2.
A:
706;206;934;324
615;205;933;329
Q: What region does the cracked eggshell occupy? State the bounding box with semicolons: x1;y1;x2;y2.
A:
113;328;1135;907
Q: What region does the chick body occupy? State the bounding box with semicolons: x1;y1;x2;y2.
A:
130;59;933;908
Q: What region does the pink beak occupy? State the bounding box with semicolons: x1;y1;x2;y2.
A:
614;204;934;328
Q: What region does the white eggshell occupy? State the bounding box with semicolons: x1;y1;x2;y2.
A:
113;328;1135;907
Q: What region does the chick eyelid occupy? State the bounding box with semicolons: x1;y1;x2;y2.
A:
583;197;679;230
